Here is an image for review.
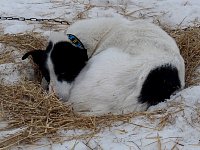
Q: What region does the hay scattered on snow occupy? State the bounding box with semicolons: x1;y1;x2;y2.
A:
0;81;183;149
39;21;69;32
0;32;47;52
0;32;47;81
169;27;200;86
0;50;13;64
0;26;200;149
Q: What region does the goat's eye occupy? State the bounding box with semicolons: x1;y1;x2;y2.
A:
59;72;65;76
57;72;66;81
60;72;66;76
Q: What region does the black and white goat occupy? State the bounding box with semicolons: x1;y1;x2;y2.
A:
22;17;185;115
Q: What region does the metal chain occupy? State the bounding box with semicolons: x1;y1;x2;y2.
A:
0;16;71;25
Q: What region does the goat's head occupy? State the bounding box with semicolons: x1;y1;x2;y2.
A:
22;34;88;100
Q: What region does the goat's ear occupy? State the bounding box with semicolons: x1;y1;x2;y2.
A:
22;50;47;66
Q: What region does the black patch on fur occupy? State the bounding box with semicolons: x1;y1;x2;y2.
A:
138;64;181;106
46;41;53;53
50;41;88;82
22;49;50;83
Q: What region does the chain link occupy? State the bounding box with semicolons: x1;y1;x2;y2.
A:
0;16;70;25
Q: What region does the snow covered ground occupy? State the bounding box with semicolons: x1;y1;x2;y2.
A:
0;0;200;149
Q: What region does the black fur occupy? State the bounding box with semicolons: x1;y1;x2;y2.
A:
22;49;50;83
50;41;88;82
22;40;88;84
138;64;181;106
46;41;53;53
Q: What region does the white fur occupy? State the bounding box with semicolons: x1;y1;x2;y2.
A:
48;32;70;44
48;17;185;115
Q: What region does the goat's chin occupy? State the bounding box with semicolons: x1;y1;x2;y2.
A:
48;80;73;101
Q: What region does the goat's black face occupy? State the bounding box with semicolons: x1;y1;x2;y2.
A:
22;40;88;84
138;64;181;107
50;42;88;82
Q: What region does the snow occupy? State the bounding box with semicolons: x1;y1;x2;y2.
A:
0;0;200;149
0;63;21;84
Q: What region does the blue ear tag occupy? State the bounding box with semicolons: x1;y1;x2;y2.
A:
67;34;85;49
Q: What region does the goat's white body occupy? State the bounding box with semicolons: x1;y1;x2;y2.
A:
49;18;185;115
